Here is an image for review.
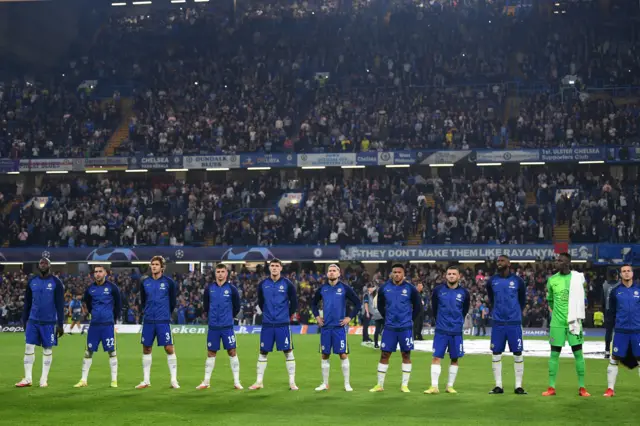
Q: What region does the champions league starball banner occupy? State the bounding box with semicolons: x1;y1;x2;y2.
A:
0;246;339;263
8;243;640;264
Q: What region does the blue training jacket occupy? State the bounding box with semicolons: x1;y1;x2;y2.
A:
139;275;177;324
486;273;526;325
377;280;422;331
22;274;65;327
431;283;471;336
84;280;121;325
607;283;640;333
311;281;362;328
257;277;297;327
204;281;241;329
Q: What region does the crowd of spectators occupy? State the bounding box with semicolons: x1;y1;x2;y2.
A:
0;81;121;159
1;260;613;329
2;1;640;159
4;163;640;247
0;171;425;247
422;168;554;244
508;94;640;149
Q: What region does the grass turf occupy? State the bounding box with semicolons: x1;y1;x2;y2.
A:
0;333;638;425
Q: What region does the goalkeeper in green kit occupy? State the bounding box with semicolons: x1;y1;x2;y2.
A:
542;253;591;397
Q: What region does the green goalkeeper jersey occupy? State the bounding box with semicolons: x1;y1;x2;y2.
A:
546;272;572;327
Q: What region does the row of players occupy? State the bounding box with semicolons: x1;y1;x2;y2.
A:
13;255;640;396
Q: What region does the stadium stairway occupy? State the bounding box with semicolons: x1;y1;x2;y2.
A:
553;223;570;243
1;200;16;247
424;194;435;208
525;192;537;208
407;233;423;246
103;98;134;157
407;195;435;245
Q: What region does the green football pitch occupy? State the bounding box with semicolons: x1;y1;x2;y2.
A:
1;334;638;425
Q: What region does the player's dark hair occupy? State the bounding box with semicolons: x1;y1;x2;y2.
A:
391;263;405;271
270;258;282;265
498;255;510;261
447;265;461;273
150;255;166;268
559;252;571;261
621;264;633;271
216;263;228;270
93;264;107;272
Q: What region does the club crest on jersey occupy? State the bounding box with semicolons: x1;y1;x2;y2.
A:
47;283;52;289
160;283;166;289
337;288;342;293
509;281;515;288
614;347;618;353
456;294;463;300
279;285;284;290
402;289;407;294
224;290;229;295
104;288;110;294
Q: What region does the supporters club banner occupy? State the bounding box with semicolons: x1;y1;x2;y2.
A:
9;146;640;173
19;158;85;172
184;155;240;169
417;150;472;165
128;155;184;170
85;157;129;169
607;146;640;164
0;245;339;263
297;153;356;167
0;158;18;172
340;244;595;261
474;149;540;163
540;147;605;162
355;152;379;165
393;151;417;164
240;153;296;168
